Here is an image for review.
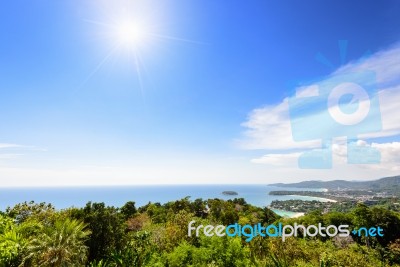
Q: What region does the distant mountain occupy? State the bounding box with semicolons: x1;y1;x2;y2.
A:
269;175;400;191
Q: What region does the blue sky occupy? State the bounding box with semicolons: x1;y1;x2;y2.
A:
1;0;400;186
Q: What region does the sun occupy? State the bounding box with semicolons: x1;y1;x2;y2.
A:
113;19;149;50
81;8;201;94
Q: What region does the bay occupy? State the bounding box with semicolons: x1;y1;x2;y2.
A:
0;185;327;211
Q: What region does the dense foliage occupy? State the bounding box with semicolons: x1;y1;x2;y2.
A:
1;198;400;266
270;198;400;213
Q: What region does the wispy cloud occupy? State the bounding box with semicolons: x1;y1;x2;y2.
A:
251;152;301;165
0;143;23;149
0;144;23;160
0;154;24;160
238;43;400;152
251;140;400;171
0;143;46;160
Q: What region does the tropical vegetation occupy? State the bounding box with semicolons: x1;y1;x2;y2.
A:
1;198;400;266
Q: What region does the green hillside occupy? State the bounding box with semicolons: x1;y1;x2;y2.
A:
269;175;400;191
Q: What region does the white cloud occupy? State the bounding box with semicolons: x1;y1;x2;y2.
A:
359;85;400;138
238;99;321;150
296;85;319;98
335;44;400;87
251;152;301;165
239;44;400;151
251;140;400;174
368;142;400;171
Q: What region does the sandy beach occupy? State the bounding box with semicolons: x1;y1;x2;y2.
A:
287;195;337;203
271;209;305;218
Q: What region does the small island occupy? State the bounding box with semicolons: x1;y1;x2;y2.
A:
222;191;238;196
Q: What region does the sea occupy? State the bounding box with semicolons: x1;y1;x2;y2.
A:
0;185;330;216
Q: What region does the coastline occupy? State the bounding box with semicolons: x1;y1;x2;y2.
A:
271;209;305;218
286;195;337;203
269;194;337;218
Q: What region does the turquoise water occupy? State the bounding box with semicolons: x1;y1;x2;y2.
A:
0;185;325;211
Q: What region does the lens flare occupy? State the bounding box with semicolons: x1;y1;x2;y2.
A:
114;19;149;50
